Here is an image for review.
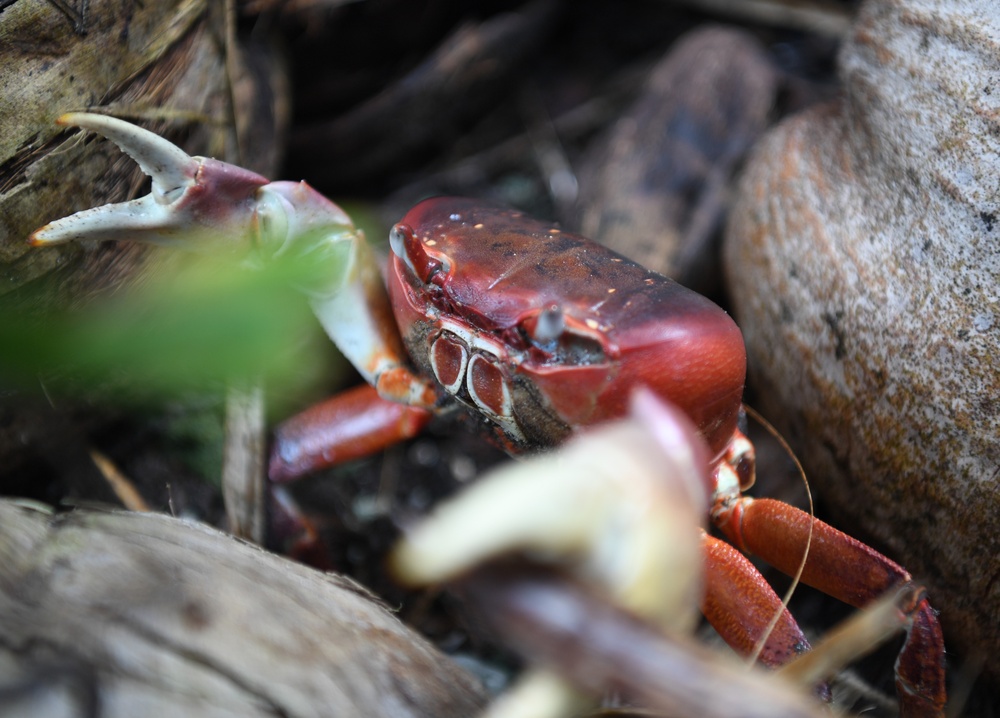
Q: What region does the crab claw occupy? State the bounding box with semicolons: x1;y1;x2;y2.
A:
29;113;440;409
30;112;271;250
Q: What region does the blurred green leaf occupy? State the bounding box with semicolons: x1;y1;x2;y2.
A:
0;252;341;401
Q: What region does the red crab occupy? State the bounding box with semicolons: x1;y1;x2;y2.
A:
32;113;945;717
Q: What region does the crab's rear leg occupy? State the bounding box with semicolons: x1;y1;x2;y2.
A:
715;496;946;717
702;534;812;664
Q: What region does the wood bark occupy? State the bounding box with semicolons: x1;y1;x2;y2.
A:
0;501;486;718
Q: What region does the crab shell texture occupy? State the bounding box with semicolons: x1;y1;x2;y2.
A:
388;197;746;460
723;0;1000;668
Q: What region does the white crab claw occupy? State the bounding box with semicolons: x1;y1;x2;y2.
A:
30;112;269;249
391;388;711;631
29;113;439;410
65;113;195;201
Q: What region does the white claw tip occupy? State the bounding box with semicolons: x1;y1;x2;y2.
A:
54;112;197;203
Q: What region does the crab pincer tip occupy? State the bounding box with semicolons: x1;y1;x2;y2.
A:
49;113;198;200
29;218;90;247
56;112;85;126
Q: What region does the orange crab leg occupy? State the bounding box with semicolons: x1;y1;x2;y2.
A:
716;497;946;718
269;384;433;482
701;533;811;666
265;385;431;563
701;532;834;702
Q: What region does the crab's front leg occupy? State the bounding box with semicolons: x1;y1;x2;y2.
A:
31;113;439;411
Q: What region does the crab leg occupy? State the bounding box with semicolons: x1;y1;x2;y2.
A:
715;497;946;718
30;113;438;409
702;535;812;664
269;384;432;482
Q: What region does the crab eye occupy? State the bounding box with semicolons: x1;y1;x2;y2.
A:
531;305;565;345
522;309;607;365
390;222;449;285
389;224;416;274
